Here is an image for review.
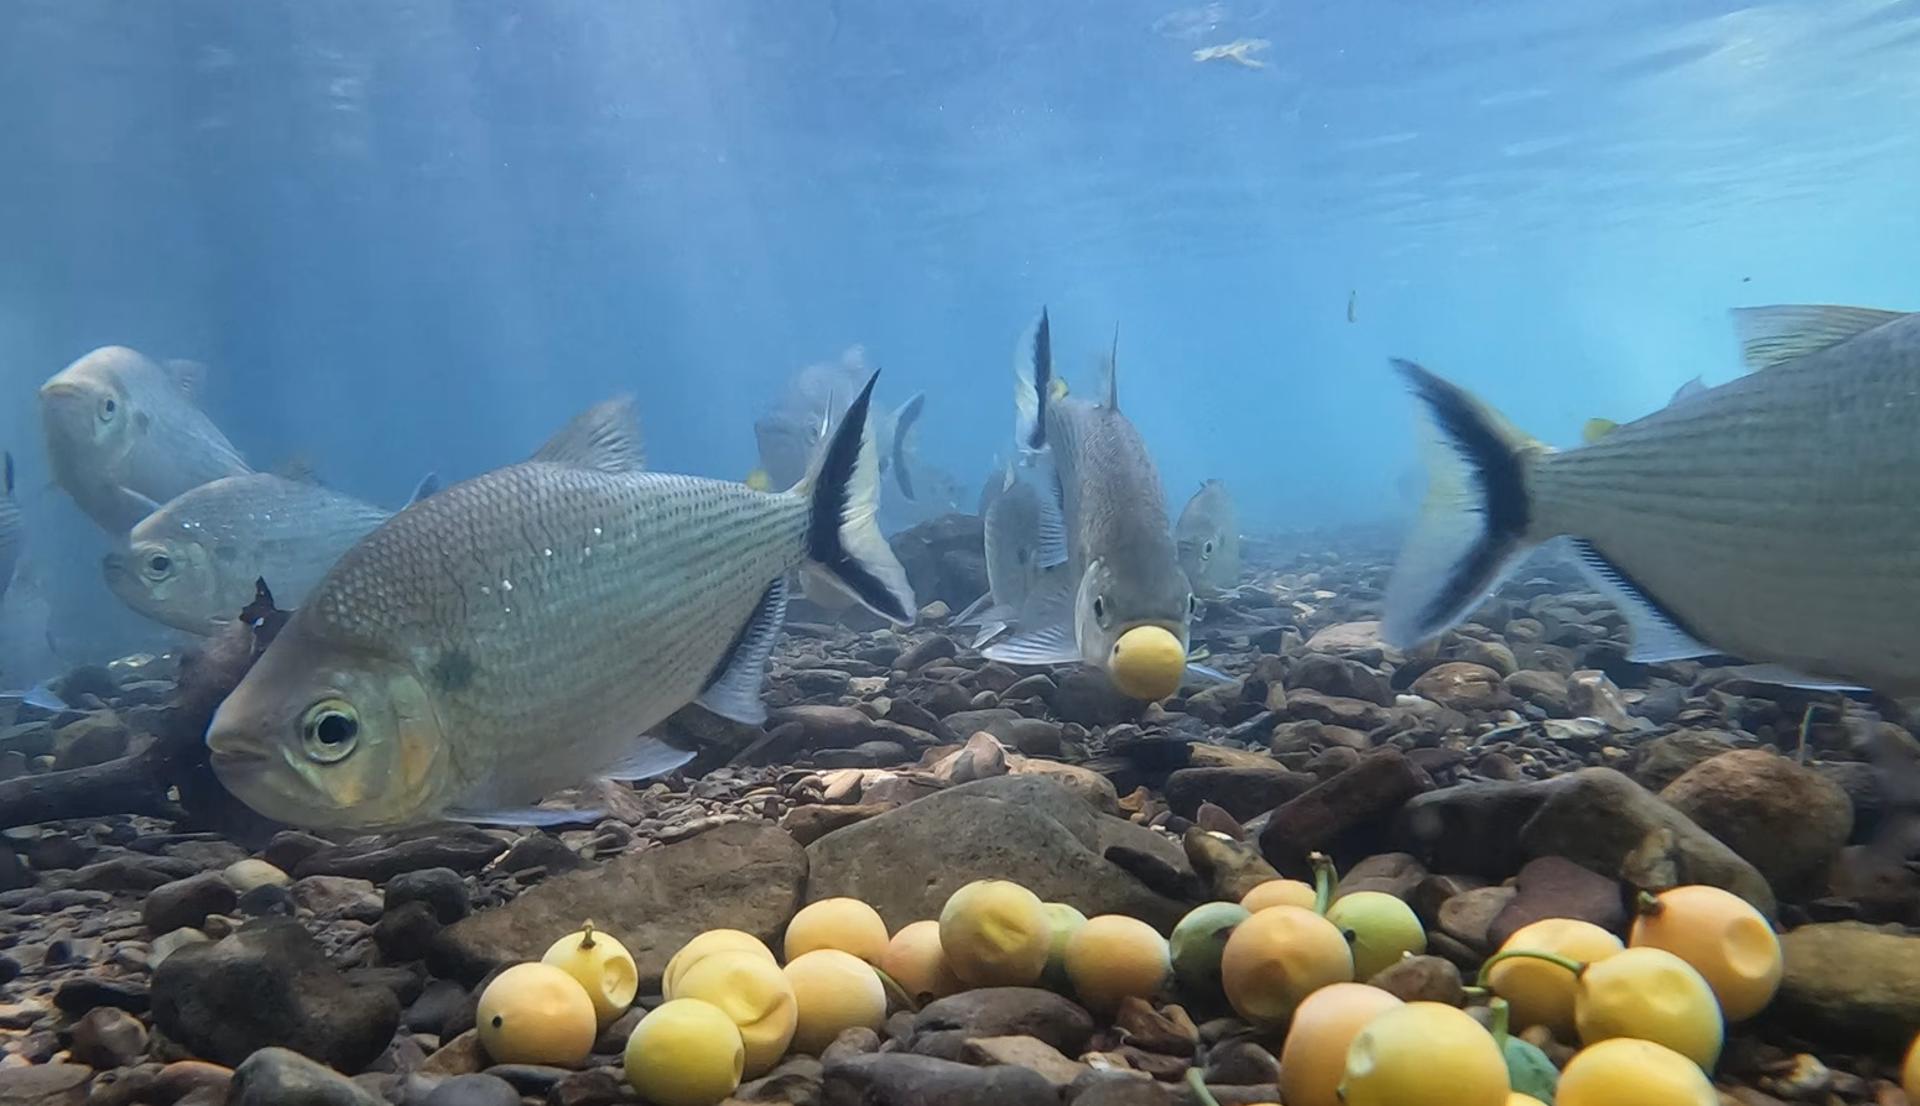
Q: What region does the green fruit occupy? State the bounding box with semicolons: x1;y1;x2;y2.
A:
1325;892;1428;981
1041;902;1089;991
1171;902;1251;999
1503;1037;1560;1104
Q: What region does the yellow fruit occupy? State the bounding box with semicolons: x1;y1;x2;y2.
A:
1278;982;1404;1106
785;898;890;966
664;930;777;999
1574;946;1724;1071
1324;892;1428;981
1220;906;1354;1027
1629;885;1782;1021
1507;1097;1547;1106
1340;1002;1509;1106
1556;1038;1717;1106
1903;1032;1918;1100
881;920;963;1005
542;922;639;1027
938;880;1051;988
1487;919;1624;1039
623;998;747;1106
1241;879;1317;913
1110;624;1186;700
1063;915;1171;1013
783;948;888;1053
476;962;597;1066
671;950;798;1078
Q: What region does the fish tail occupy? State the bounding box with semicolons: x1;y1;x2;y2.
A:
1382;359;1544;648
796;371;916;624
891;392;924;500
1014;309;1052;454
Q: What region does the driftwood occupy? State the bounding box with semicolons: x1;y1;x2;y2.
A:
0;580;289;837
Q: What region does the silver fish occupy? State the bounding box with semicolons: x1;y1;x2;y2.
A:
1384;302;1920;694
39;347;251;534
956;464;1067;648
1175;479;1242;598
104;471;440;636
982;311;1198;700
206;378;913;831
753;346;925;499
0;454;21;609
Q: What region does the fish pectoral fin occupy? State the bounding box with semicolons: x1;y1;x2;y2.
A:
1026;458;1071;569
532;397;645;473
952;592;994;626
602;736;698;781
695;576;789;726
969;621;1010;650
116;486;164;517
1562;538;1717;663
1183;663;1231;686
981;621;1081;666
444;803;608;828
891;393;925;501
1732;304;1907;372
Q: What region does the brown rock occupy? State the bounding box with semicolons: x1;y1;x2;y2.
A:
0;1065;90;1106
1257;749;1430;876
430;822;807;988
419;1029;487;1076
782;804;893;846
1661;750;1853;897
1774;922;1920;1051
1182;829;1281;903
1633;730;1736;792
1504;670;1570;716
1410;663;1507;712
1437;886;1517;951
1368;955;1465;1005
1487;857;1626;947
963;1036;1089;1088
1164;766;1314;822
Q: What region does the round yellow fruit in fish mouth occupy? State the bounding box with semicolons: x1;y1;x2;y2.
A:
1110;625;1186;700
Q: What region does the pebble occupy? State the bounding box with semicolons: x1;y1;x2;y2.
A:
66;1006;147;1068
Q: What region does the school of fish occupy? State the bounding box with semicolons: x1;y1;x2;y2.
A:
8;299;1919;828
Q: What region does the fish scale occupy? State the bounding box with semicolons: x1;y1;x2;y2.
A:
299;464;811;803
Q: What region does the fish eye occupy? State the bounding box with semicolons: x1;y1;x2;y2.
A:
1201;539;1215;560
1188;593;1200;617
301;700;361;764
97;396;118;422
1092;595;1110;626
143;552;173;579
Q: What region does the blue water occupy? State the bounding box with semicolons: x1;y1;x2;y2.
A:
3;0;1920;670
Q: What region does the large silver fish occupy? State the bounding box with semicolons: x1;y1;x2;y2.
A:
104;471;440;636
982;311;1199;700
956;464;1067;648
0;454;22;610
39;347;252;534
1175;479;1242;598
206;378;914;831
753;346;925;500
1384;303;1920;694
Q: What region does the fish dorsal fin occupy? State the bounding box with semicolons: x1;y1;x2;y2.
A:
697;576;788;725
1732;305;1906;372
1102;323;1119;411
891;392;924;501
1015;309;1052;454
163;359;209;401
533;397;645;473
405;472;441;507
1668;376;1708;406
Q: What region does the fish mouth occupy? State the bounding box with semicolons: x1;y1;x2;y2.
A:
1108;623;1188;701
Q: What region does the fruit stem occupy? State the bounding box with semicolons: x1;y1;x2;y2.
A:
1185;1068;1224;1106
872;966;920;1014
1474;948;1585;988
1309;851;1337;916
1489;997;1511;1053
1634;890;1665;917
580;920;597;949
